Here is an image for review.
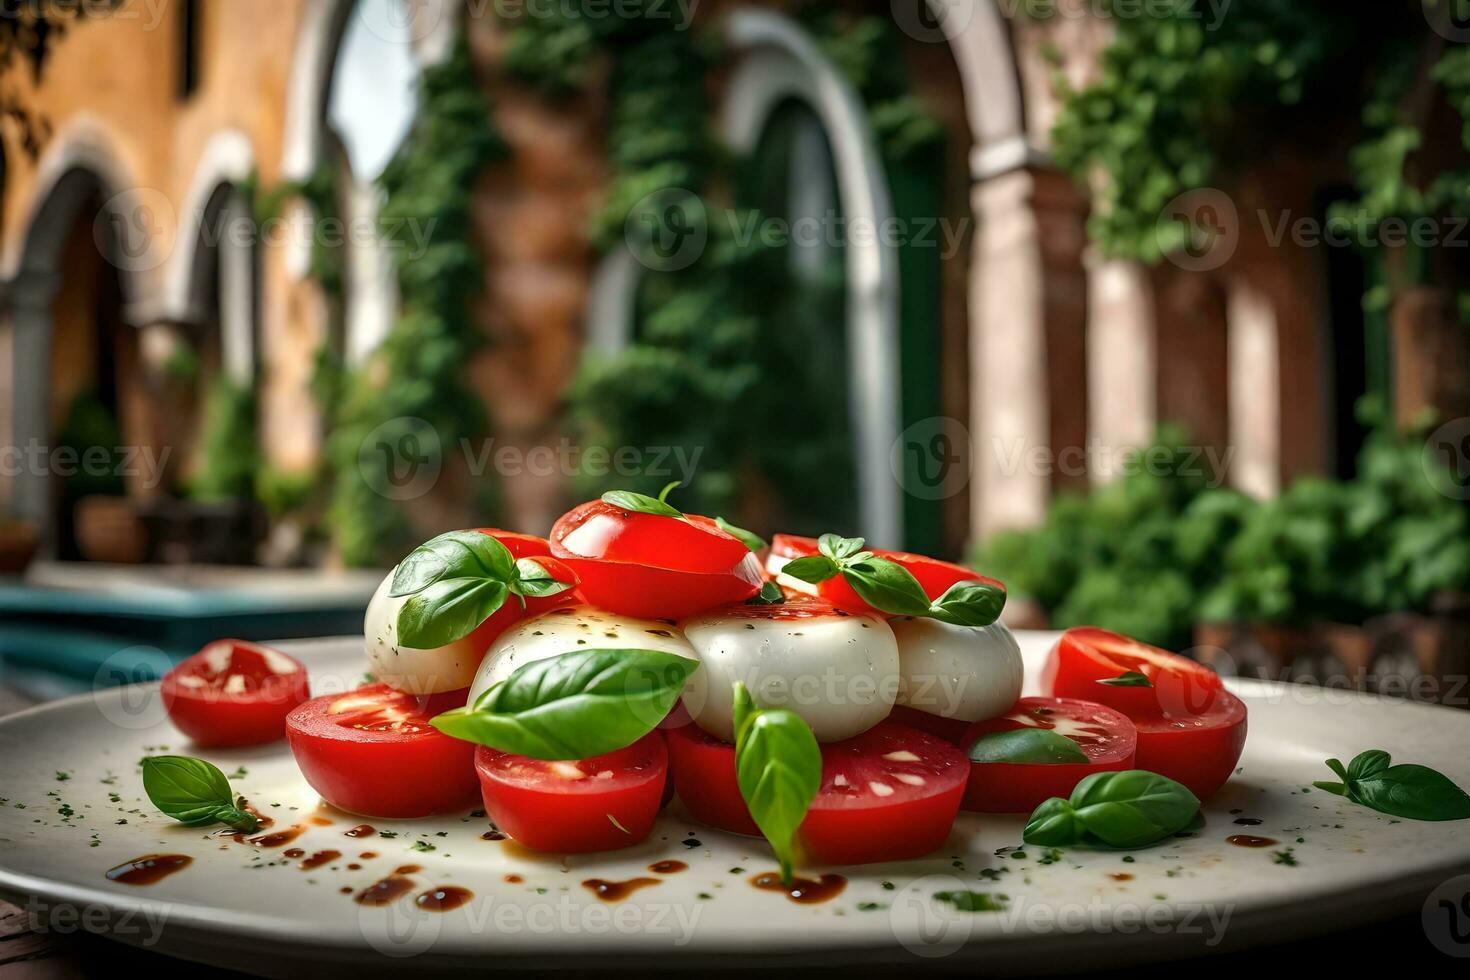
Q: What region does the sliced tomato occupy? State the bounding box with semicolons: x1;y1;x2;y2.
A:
960;697;1137;813
670;720;967;863
802;722;969;864
549;500;764;618
467;529;582;648
286;684;478;818
667;720;761;836
769;534;1004;617
160;639;310;747
474;733;667;853
1042;628;1247;799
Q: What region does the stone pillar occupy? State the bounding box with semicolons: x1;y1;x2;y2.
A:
1086;252;1155;481
1152;266;1230;460
3;273;60;543
1227;277;1279;499
969;168;1052;536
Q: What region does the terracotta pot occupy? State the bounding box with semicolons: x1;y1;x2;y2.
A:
0;520;39;574
74;496;149;564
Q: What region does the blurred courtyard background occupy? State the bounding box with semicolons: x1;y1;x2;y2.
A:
1;0;1469;701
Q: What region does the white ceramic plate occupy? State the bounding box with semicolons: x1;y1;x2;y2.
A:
2;633;1468;975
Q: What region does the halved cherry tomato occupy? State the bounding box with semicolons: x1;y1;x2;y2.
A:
669;720;968;864
769;534;1004;617
667;720;760;836
1042;628;1247;799
286;684;478;818
960;697;1137;813
474;733;667;853
802;722;970;864
160;639;310;747
550;500;763;618
467;529;582;650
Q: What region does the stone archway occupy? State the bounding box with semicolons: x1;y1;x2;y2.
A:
2;122;149;548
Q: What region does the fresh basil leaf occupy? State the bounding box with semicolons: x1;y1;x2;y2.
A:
841;558;932;617
1022;797;1080;846
1320;751;1470;821
389;530;516;597
510;557;574;599
716;516;766;554
1097;671;1154;688
926;580;1007;627
141;756;259;831
1346;749;1391;783
746;581;785;605
818;533;866;562
600;489;683;519
396;577;510;648
732;679;756;739
780;554;841;584
1067;770;1201;848
431;648;698;759
969;728;1089;765
732;682;821;886
1347;763;1470;822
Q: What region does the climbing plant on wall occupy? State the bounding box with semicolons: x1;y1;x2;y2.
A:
1044;0;1470;315
323;37;503;566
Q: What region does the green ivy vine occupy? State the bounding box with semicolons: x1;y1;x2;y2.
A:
1045;0;1470;316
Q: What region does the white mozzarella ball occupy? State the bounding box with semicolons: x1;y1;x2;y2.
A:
891;617;1024;722
468;604;697;707
363;569;488;695
680;600;899;743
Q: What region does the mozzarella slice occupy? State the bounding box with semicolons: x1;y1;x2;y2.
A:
763;552;819;598
680;600;899;743
468;604;697;707
364;569;498;694
890;617;1024;723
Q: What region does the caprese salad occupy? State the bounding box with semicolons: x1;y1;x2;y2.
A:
150;486;1259;885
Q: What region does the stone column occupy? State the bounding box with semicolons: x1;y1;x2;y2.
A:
1085;252;1155;481
3;273;60;544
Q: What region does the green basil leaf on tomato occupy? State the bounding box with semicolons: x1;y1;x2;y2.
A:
968;728;1089;765
732;682;822;886
390;530;517;597
746;581;785;605
600;488;683;519
510;557;575;600
716;517;766;554
926;579;1006;627
841;558;933;617
1097;671;1153;688
781;554;842;584
396;577;511;649
432;648;698;760
1022;769;1200;849
141;756;259;831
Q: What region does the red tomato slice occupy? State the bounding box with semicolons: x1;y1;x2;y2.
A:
474;733;667;853
667;720;761;836
286;684;478;818
1042;628;1247;799
549;500;764;618
160;639;310;747
769;534;1004;617
670;720;967;863
960;697;1137;813
802;722;970;864
470;528;582;648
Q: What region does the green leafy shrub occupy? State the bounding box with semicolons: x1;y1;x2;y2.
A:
189;378;257;502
